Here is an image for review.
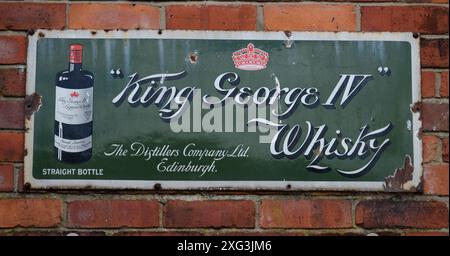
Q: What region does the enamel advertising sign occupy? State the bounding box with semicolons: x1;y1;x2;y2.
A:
25;30;421;191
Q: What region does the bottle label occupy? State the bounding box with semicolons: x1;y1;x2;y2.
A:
55;87;93;125
54;135;92;153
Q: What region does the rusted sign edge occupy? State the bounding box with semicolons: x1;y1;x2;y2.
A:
24;30;422;191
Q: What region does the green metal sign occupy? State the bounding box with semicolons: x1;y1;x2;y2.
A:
25;30;421;191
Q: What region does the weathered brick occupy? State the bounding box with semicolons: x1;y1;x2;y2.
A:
0;163;14;192
0;132;24;162
424;164;449;195
68;200;159;228
0;231;105;236
164;200;255;228
295;0;448;2
405;232;449;236
0;36;26;64
441;72;449;97
356;200;448;228
361;6;448;34
0;100;24;129
264;4;356;31
421;71;436;98
422;103;449;131
443;137;449;162
307;0;448;2
421;39;449;68
0;231;62;236
17;166;24;192
166;5;256;31
69;4;160;30
114;231;204;236
0;199;62;227
219;231;306;236
0;3;65;30
0;69;26;97
422;135;441;163
260;199;352;228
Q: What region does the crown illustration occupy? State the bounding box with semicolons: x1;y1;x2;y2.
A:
232;43;269;71
70;91;79;97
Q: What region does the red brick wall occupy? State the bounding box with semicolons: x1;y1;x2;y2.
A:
0;0;448;236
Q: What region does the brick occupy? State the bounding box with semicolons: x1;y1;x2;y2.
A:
0;3;65;30
441;72;449;97
405;232;449;236
0;69;26;97
0;231;62;236
422;135;441;163
0;231;105;236
0;36;26;64
0;100;24;129
421;39;449;68
0;163;13;192
68;200;159;228
69;4;159;30
356;200;448;228
220;231;306;236
264;4;356;31
166;5;256;31
0;132;24;162
443;137;449;162
260;199;352;228
164;200;255;228
361;6;448;34
290;0;449;2
304;0;449;2
0;199;61;227
424;164;449;195
114;231;204;236
316;231;400;236
421;71;436;98
17;166;24;192
422;103;449;131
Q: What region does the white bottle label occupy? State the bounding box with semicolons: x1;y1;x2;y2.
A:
55;87;93;125
55;135;92;153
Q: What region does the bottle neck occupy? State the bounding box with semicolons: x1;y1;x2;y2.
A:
69;62;82;72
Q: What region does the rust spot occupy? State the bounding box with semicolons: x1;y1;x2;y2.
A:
91;31;97;35
284;31;292;37
384;155;417;192
154;183;162;190
104;29;111;33
189;53;198;64
24;148;28;157
27;29;35;36
313;148;321;157
38;32;45;38
411;102;421;113
411;102;422;120
286;184;292;189
24;182;31;190
25;93;42;120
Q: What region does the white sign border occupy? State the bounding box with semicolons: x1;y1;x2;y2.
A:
25;30;422;191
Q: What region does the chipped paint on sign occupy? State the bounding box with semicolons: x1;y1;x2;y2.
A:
24;30;422;191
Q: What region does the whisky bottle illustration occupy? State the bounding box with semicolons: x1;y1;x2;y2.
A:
54;44;94;163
